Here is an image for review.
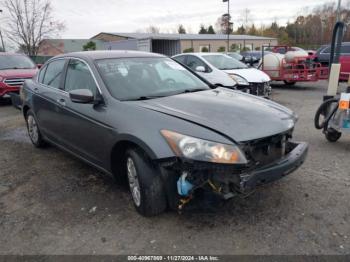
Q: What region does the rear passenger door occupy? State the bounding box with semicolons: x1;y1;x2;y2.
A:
58;58;109;167
33;58;68;143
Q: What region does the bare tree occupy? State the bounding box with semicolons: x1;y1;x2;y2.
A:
145;25;160;34
3;0;65;55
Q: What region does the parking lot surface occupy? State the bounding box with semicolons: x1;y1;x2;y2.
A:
0;81;349;255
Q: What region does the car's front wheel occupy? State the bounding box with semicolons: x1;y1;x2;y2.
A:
26;110;46;148
125;148;167;216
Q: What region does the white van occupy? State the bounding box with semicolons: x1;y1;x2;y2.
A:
172;53;271;97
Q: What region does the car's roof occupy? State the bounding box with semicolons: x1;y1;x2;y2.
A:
174;52;228;57
56;50;166;60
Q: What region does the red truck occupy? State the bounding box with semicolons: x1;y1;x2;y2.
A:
0;53;38;99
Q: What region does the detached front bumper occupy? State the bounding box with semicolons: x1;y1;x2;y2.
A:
240;141;308;192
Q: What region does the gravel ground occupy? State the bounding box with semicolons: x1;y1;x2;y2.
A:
0;81;349;255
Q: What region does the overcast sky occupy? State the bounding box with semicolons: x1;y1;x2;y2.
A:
50;0;332;38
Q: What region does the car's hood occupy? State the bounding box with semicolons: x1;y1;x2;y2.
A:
137;89;296;142
223;68;271;83
0;68;38;78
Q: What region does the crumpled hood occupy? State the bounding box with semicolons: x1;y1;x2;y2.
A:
223;68;271;83
137;88;297;142
0;68;38;78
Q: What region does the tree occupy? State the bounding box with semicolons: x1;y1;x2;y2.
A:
83;41;96;51
248;24;258;35
3;0;65;56
146;25;160;34
178;24;186;34
207;25;215;34
198;24;207;34
217;46;226;52
230;44;239;52
236;25;246;34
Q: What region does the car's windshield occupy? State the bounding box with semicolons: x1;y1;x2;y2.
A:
0;55;36;70
202;54;248;70
96;57;210;101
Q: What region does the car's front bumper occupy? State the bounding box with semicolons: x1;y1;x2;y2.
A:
239;141;308;192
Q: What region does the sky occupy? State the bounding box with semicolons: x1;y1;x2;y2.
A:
15;0;343;38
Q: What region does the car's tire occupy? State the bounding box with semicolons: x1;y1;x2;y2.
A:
325;129;342;143
25;109;46;148
125;148;167;216
284;81;296;86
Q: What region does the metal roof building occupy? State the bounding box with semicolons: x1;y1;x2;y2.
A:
92;32;278;57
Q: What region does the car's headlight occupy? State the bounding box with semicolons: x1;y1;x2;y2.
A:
161;130;247;164
229;75;249;86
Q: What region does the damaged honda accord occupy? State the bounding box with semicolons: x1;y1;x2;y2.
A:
21;51;308;216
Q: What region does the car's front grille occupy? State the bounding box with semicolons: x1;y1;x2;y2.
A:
248;82;271;97
243;133;290;167
4;77;32;87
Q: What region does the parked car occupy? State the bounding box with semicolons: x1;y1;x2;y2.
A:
0;53;38;98
240;51;272;66
172;53;271;97
314;42;350;66
22;51;308;216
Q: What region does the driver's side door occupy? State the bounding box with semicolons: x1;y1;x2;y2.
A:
58;58;110;168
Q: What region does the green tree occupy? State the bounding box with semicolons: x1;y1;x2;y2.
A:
230;44;239;52
236;25;246;34
83;41;97;51
217;46;226;52
207;25;216;34
178;24;186;34
248;24;258;35
198;24;208;34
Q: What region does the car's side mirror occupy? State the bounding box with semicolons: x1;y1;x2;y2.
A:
195;66;206;72
69;89;94;104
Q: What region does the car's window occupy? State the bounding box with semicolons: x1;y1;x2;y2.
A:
322;47;331;54
202;54;248;70
64;59;97;96
341;45;350;54
173;55;187;65
43;59;66;89
0;54;36;70
95;57;209;101
186;56;208;71
38;66;47;83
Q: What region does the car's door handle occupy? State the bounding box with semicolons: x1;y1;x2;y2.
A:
57;98;66;106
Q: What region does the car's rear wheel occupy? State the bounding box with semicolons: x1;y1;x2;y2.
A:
26;110;46;148
125;148;167;216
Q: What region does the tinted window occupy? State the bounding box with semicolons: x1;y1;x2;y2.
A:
96;57;209;101
64;59;97;96
173;55;186;64
0;54;36;70
43;59;66;89
186;56;207;71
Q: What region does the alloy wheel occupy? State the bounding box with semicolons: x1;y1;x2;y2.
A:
127;157;141;207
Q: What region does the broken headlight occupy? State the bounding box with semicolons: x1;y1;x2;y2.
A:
161;130;247;164
229;74;249;86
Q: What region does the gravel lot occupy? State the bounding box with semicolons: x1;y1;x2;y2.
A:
0;81;349;255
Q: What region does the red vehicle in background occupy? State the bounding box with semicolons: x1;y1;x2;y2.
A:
0;53;38;98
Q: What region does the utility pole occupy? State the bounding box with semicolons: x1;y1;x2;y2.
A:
0;9;5;52
223;0;230;52
337;0;342;21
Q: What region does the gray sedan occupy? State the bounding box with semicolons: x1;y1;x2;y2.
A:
21;51;308;216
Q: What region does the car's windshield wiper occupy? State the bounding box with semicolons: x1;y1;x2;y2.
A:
122;95;168;101
172;88;209;95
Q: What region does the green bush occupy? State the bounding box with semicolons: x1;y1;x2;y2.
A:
217;46;226;52
183;47;194;53
201;46;209;52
